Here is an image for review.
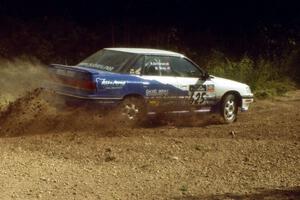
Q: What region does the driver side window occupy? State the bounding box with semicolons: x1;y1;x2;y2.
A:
143;56;173;76
142;55;202;77
170;57;202;77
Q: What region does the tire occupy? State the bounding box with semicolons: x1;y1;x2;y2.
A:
220;94;238;124
117;97;147;126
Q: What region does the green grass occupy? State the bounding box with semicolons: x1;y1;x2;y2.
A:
179;185;188;194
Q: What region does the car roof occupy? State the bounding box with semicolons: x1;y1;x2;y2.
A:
104;48;184;57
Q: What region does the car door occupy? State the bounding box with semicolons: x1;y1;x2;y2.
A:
139;55;181;110
168;57;215;109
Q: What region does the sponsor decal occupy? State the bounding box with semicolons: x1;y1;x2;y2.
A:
80;62;115;71
189;84;206;92
96;78;126;89
96;101;115;104
148;100;160;106
146;89;169;97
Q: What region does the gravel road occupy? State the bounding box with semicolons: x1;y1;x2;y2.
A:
0;90;299;200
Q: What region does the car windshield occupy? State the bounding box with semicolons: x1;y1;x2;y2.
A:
78;50;135;72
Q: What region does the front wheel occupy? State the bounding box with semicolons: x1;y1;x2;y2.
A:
220;94;238;124
117;97;147;126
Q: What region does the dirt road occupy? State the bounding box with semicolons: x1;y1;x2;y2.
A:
0;90;299;200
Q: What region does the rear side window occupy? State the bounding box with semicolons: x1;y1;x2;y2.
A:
126;56;144;75
78;50;135;72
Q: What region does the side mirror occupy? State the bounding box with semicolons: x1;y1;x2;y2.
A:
201;72;209;80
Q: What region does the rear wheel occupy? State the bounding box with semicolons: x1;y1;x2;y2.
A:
117;97;146;126
220;94;238;124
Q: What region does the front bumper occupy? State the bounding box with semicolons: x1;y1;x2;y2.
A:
241;95;254;112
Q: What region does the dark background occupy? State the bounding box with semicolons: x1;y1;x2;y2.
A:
1;0;300;82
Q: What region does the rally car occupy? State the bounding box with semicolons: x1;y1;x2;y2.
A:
47;48;254;124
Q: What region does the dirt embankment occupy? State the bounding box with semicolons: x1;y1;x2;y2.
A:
0;62;299;199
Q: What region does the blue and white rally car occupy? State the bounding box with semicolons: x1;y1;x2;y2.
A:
48;48;254;124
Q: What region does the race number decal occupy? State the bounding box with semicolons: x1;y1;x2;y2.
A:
190;91;206;104
189;85;206;105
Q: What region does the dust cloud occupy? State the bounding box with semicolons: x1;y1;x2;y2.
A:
0;58;111;137
0;57;49;109
0;58;210;137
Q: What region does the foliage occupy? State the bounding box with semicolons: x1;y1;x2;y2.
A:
206;50;296;98
0;17;298;99
179;185;188;193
